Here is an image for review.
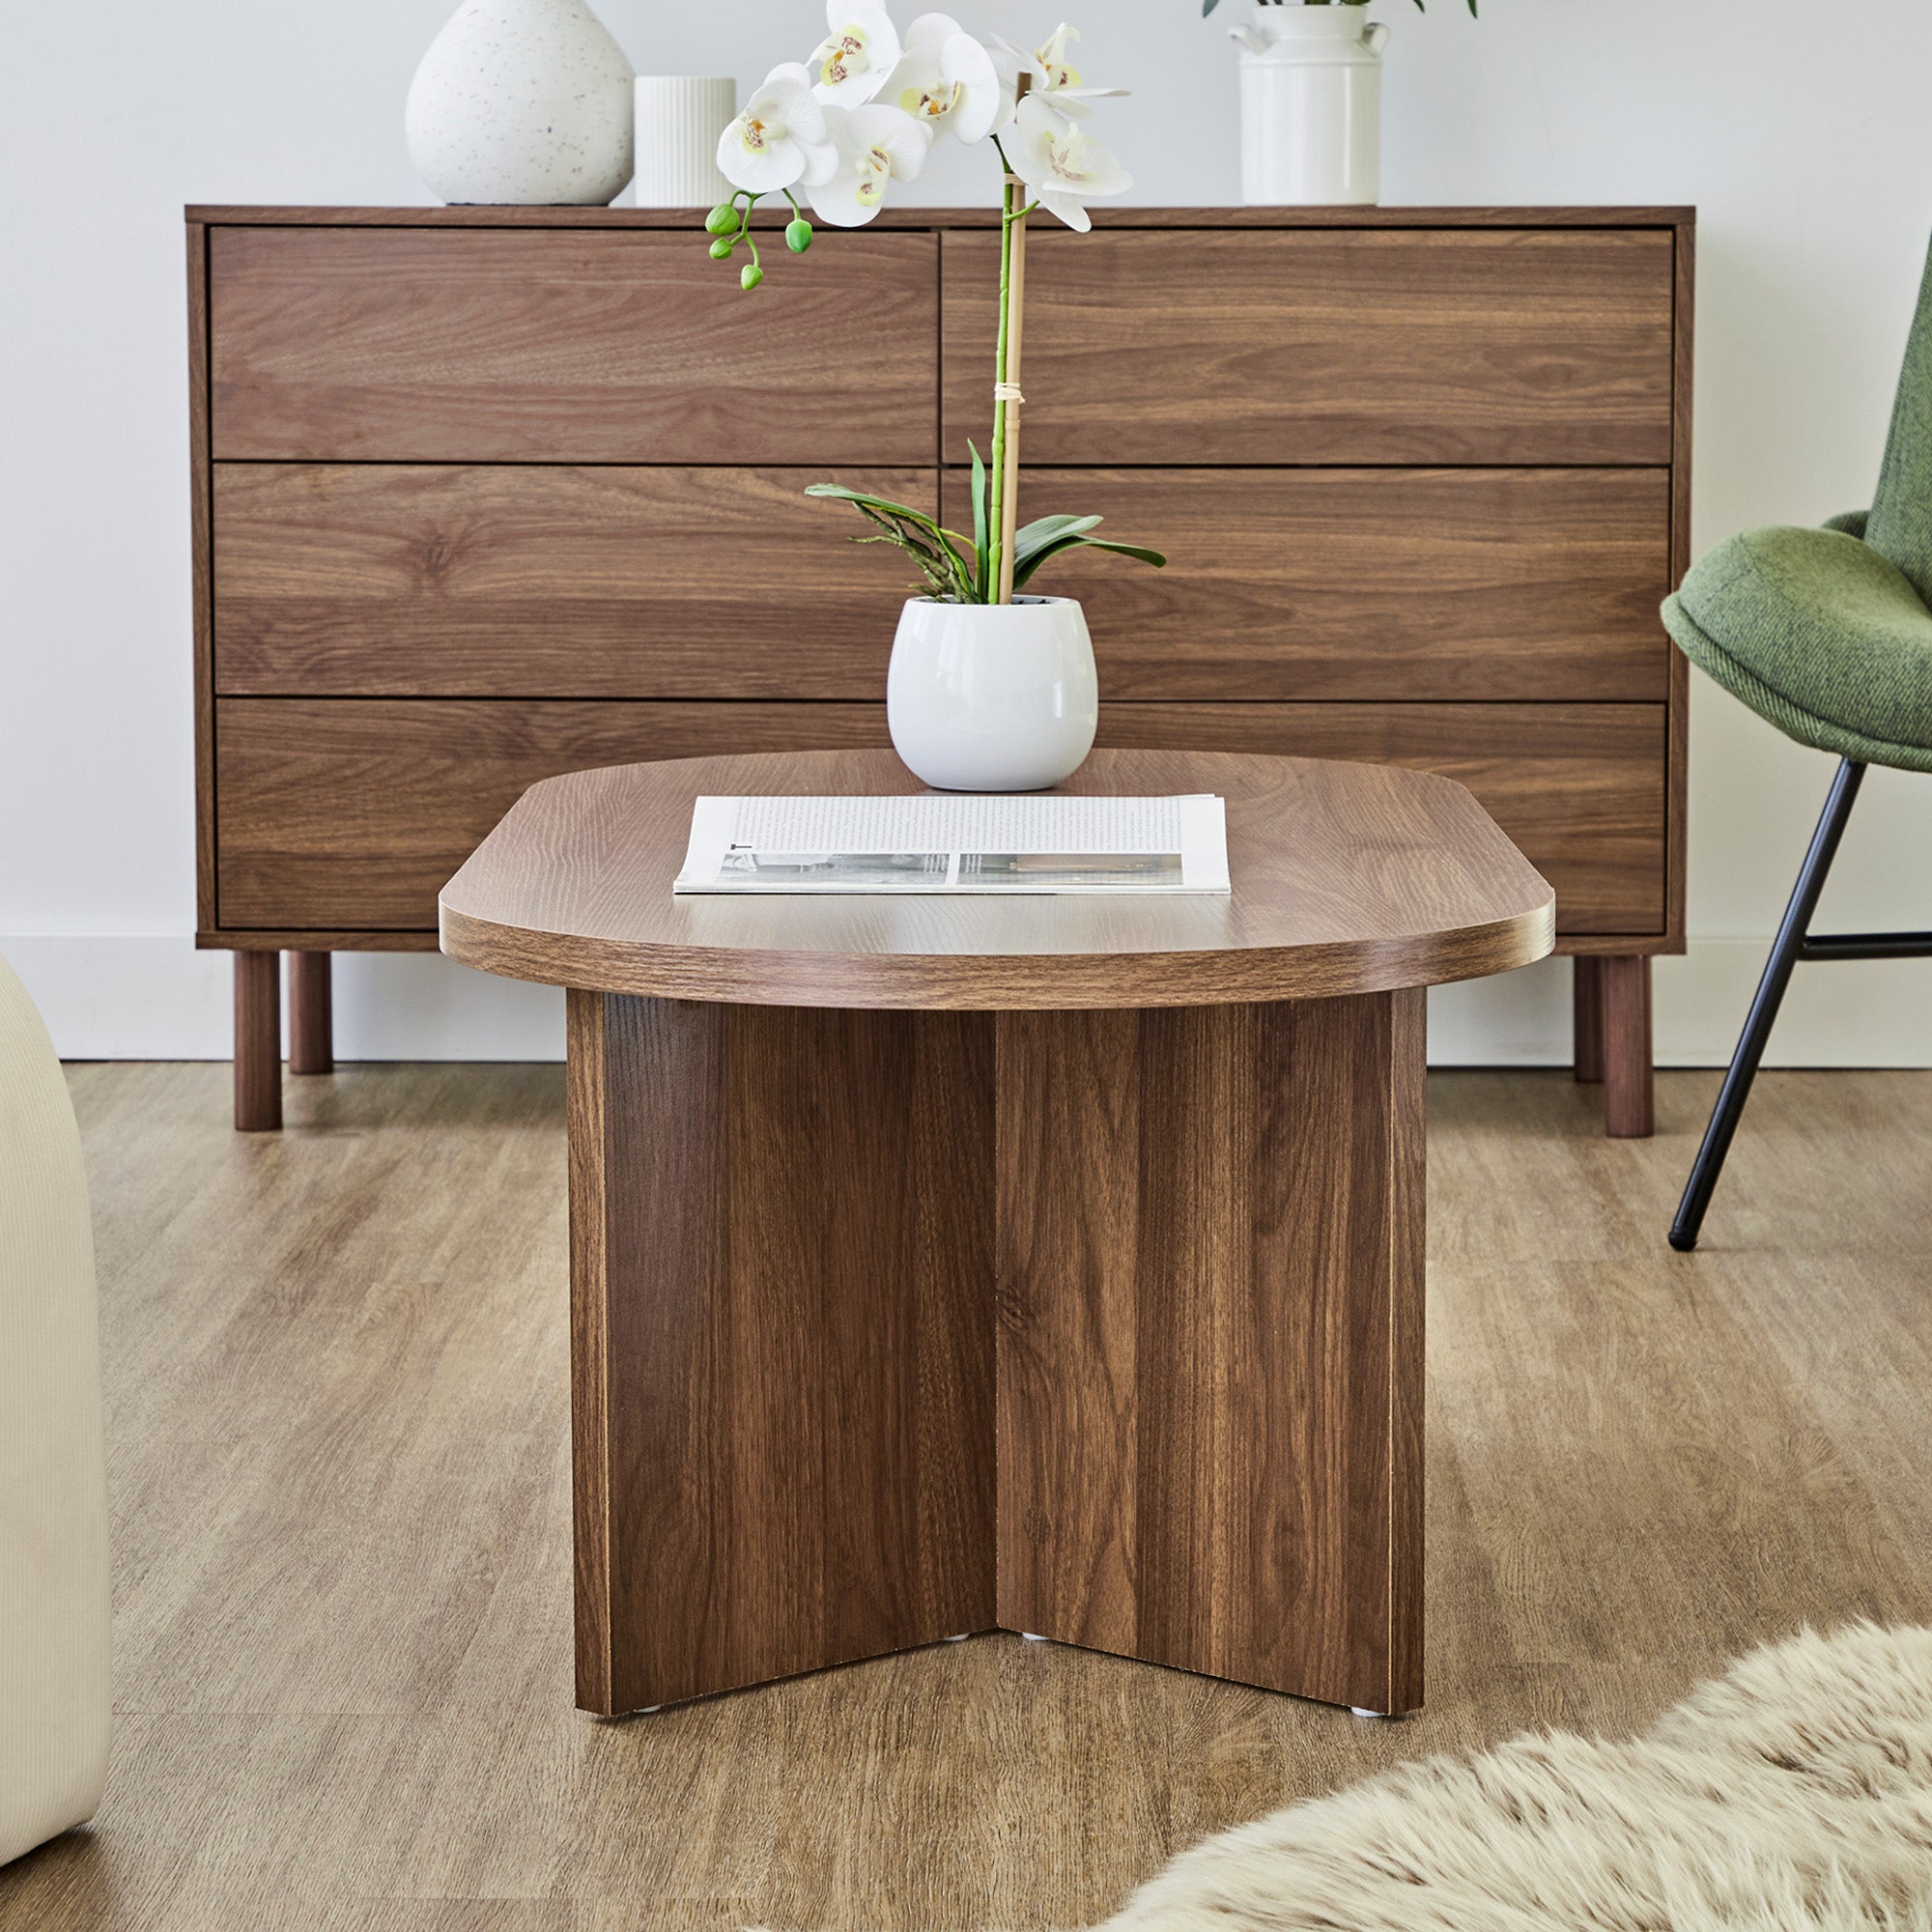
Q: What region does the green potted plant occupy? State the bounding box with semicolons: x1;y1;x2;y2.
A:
700;10;1166;792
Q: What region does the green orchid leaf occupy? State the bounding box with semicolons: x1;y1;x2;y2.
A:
1014;514;1103;565
1012;531;1167;593
1012;510;1105;549
805;483;935;524
808;482;977;598
1076;538;1168;569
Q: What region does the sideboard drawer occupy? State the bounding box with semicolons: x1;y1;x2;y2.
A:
209;227;939;465
1098;702;1665;934
942;227;1677;466
213;464;932;697
946;467;1673;702
214;698;896;929
214;696;1660;937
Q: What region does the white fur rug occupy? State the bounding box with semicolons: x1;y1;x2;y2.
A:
1099;1624;1932;1931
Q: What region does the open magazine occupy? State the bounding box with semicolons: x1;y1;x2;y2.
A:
673;794;1231;896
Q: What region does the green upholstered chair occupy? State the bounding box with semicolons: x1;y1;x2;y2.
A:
1665;238;1932;1249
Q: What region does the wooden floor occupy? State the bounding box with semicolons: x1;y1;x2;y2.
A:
4;1062;1931;1932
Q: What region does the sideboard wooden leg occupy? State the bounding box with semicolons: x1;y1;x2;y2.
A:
287;952;334;1075
233;952;283;1133
996;989;1427;1717
1602;955;1656;1139
1574;956;1605;1083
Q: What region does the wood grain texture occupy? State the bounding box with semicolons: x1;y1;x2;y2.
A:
1603;954;1656;1139
941;227;1677;466
570;993;997;1714
564;990;614;1714
1667;217;1697;947
213;698;897;930
286;952;333;1075
208;227;939;465
1094;702;1666;936
958;468;1673;701
199;929;440;953
188;221;215;935
995;992;1427;1714
16;1058;1932;1930
440;749;1555;1009
1387;988;1427;1708
211;465;934;698
214;699;1654;942
1574;955;1605;1083
231;950;280;1132
213;461;1671;704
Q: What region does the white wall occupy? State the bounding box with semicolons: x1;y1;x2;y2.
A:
5;0;1932;1065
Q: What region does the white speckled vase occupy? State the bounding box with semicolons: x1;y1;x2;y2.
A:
407;0;635;207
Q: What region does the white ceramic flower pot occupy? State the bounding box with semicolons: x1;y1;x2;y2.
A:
407;0;635;208
887;598;1099;793
1230;6;1388;207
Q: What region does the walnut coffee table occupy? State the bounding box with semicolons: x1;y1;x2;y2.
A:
440;750;1552;1719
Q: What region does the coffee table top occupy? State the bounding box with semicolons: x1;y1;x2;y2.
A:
440;750;1554;1009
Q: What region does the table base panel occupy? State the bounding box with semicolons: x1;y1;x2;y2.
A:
568;992;998;1716
997;993;1425;1716
568;990;1424;1718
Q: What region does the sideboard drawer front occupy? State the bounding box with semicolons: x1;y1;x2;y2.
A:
1097;702;1666;935
215;696;1660;938
942;228;1677;466
209;227;939;465
950;468;1672;702
214;698;895;930
213;464;932;698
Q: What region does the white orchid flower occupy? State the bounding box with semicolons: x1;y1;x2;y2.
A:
810;3;903;106
808;103;932;227
884;14;1005;145
1033;23;1084;90
1009;94;1130;233
719;62;838;193
990;23;1127;122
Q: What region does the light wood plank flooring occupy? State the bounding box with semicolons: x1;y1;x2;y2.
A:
2;1064;1929;1931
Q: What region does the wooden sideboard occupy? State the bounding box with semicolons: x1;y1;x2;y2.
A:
186;204;1693;1135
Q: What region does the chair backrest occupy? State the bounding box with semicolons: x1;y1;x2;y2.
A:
0;953;110;1867
1867;235;1932;606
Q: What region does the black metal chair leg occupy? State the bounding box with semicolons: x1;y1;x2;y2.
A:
1669;759;1867;1251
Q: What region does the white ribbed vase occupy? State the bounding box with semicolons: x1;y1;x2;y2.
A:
407;0;635;207
632;77;736;209
1231;5;1388;207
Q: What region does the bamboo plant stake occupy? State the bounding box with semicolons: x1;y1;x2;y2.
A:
991;72;1034;606
995;185;1030;604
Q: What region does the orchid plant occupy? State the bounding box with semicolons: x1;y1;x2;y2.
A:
703;9;1165;606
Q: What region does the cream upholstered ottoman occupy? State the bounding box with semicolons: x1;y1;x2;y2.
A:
0;954;109;1865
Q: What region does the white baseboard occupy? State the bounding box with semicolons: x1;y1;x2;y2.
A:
5;934;1929;1069
2;938;564;1064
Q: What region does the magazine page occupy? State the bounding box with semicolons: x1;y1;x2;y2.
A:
673;794;1232;896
